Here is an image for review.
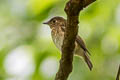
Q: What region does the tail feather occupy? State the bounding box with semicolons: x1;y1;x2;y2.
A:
83;52;93;71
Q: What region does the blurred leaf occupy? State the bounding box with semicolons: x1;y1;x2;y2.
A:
26;0;58;21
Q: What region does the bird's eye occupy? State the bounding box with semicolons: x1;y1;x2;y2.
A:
52;20;57;23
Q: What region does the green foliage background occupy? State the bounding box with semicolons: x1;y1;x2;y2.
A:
0;0;120;80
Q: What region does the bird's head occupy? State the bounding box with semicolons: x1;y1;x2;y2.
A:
43;16;66;29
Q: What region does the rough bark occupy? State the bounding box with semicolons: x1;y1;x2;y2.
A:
55;0;96;80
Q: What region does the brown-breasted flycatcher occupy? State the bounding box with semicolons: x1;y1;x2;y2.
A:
43;16;93;70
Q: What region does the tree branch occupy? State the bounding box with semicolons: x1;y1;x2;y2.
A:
55;0;96;80
116;65;120;80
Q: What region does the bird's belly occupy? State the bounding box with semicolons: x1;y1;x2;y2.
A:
52;33;64;51
52;35;83;56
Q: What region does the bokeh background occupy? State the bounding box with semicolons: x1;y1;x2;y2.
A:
0;0;120;80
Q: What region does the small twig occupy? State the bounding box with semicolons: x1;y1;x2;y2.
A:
116;65;120;80
55;0;96;80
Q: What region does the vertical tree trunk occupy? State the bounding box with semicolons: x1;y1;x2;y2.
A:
55;0;96;80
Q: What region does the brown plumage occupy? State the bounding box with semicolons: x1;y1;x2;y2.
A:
43;16;93;70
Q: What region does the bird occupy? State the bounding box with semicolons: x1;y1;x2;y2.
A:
43;16;93;70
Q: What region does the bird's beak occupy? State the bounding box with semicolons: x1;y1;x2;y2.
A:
43;21;49;25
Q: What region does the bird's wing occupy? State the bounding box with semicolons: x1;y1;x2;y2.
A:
76;35;91;55
61;26;91;55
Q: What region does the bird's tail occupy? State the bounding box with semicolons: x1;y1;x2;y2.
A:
83;52;93;71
